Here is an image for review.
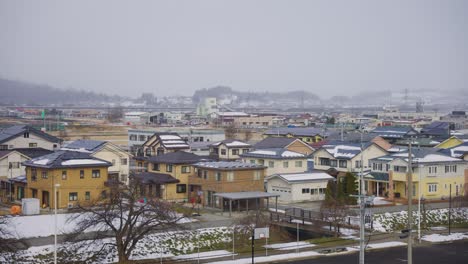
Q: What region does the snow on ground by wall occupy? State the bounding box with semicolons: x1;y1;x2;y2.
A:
422;232;468;242
366;242;407;249
373;197;392;205
264;241;315;250
173;250;234;260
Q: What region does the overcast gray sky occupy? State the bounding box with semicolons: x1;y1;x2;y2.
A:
0;0;467;98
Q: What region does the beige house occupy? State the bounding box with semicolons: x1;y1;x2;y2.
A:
312;142;388;173
0;125;62;151
62;140;131;184
142;133;190;157
240;148;308;176
209;139;252;160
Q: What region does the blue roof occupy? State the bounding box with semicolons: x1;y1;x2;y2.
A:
64;139;106;152
23;150;111;169
0;125;61;144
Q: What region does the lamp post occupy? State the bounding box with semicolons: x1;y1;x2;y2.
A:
418;164;422;243
54;183;60;264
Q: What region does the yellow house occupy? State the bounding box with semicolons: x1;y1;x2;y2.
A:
263;127;325;144
133;151;205;202
435;136;465;149
368;148;467;201
23;151;112;209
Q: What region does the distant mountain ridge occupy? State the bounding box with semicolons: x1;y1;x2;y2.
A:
0;78;122;105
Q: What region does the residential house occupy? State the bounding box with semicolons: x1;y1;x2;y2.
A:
253;137;315;156
240;148;308;176
435;136;466;149
141;133;190;157
263;127;327;144
368;148;467;201
212;112;249;126
135;151;206;202
189;161;266;208
23;151;112;209
209;139;252;161
266;171;334;202
62;140;131;184
312;142;388;174
0;125;62;150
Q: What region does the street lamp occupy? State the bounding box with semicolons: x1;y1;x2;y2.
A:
54;183;60;264
418;164;423;243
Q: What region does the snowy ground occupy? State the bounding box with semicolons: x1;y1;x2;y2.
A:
173;250;235;260
264;241;316;251
422;232;468;242
373;197;393;205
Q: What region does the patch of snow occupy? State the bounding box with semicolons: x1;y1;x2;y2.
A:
249;150;277;156
264;241;315;250
33;159;50;165
281;151;304;158
209;251;322;264
225;141;251;147
61;159;108;166
367;241;407;249
422;233;468;242
173;250;234;260
159;135;182;140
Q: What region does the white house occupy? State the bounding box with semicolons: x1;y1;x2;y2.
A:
209;139;252;160
0;125;62;150
266;171;334;202
240;148;308;176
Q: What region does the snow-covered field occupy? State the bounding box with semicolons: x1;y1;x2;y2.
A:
372;208;468;233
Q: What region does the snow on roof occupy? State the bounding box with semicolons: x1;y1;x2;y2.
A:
225;141;251;147
413;154;462;163
324;145;361;159
281;151;305;158
61;159;108;166
33;159;50;165
242;148;305;159
159;135;183;140
271;172;334;183
217;112;249;116
249;150;276;156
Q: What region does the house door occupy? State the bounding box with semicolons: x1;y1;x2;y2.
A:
42;191;50;208
17;187;24;200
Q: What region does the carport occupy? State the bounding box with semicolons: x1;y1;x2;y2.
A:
213;191;280;217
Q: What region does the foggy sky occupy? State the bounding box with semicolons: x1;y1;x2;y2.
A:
0;0;467;98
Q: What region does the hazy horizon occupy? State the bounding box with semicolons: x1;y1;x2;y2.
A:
1;0;467;98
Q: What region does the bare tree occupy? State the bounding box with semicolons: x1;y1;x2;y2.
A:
0;216;27;259
224;123;237;139
320;180;349;237
107;106;123;123
67;181;188;263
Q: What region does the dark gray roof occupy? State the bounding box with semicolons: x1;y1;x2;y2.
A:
23;150;112;169
195;161;266;170
0;150;12;159
13;148;54;159
326;131;375;143
132;172;179;184
147;151;207;164
365;172;389;182
253;137;296;149
264;127;326;137
0;125;61;144
64;140;106;152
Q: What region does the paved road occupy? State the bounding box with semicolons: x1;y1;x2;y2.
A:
281;240;468;264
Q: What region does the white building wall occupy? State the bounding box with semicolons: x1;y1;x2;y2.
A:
0;152;28;178
4;134;58;150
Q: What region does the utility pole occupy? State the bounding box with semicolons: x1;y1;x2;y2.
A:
449;184;452;235
407;141;413;264
359;129;365;264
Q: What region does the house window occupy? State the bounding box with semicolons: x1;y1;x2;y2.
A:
428;166;437;174
295;161;303;167
0;145;8;150
153;163;160;171
232;149;239;155
319;188;326;194
85;191;91;200
428;183;437;193
157;148;165;155
258;159;265;165
62;171;67;180
227;171;234;182
355;160;362;168
166;164;173;172
203;170;208;179
32;189;37;198
80;170;84;179
9;162;20;169
215;172;222;181
176;184;187;193
92;170;100;178
250;160;256;164
31;168;37;181
121;158;128;165
444;165;457;173
394;166;407;173
268;161;275;168
283;161;289;168
24;132;29;138
181;166;191;173
41;171;48;179
221;149;227;155
129;134;137;141
254;171;261;181
339;160;347;168
69;192;78;201
311;189;317;195
139;135;146;141
242;149;249;154
385;164;390;171
330;160;337;167
302;188;310;194
197;169;202;178
29;143;37;148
